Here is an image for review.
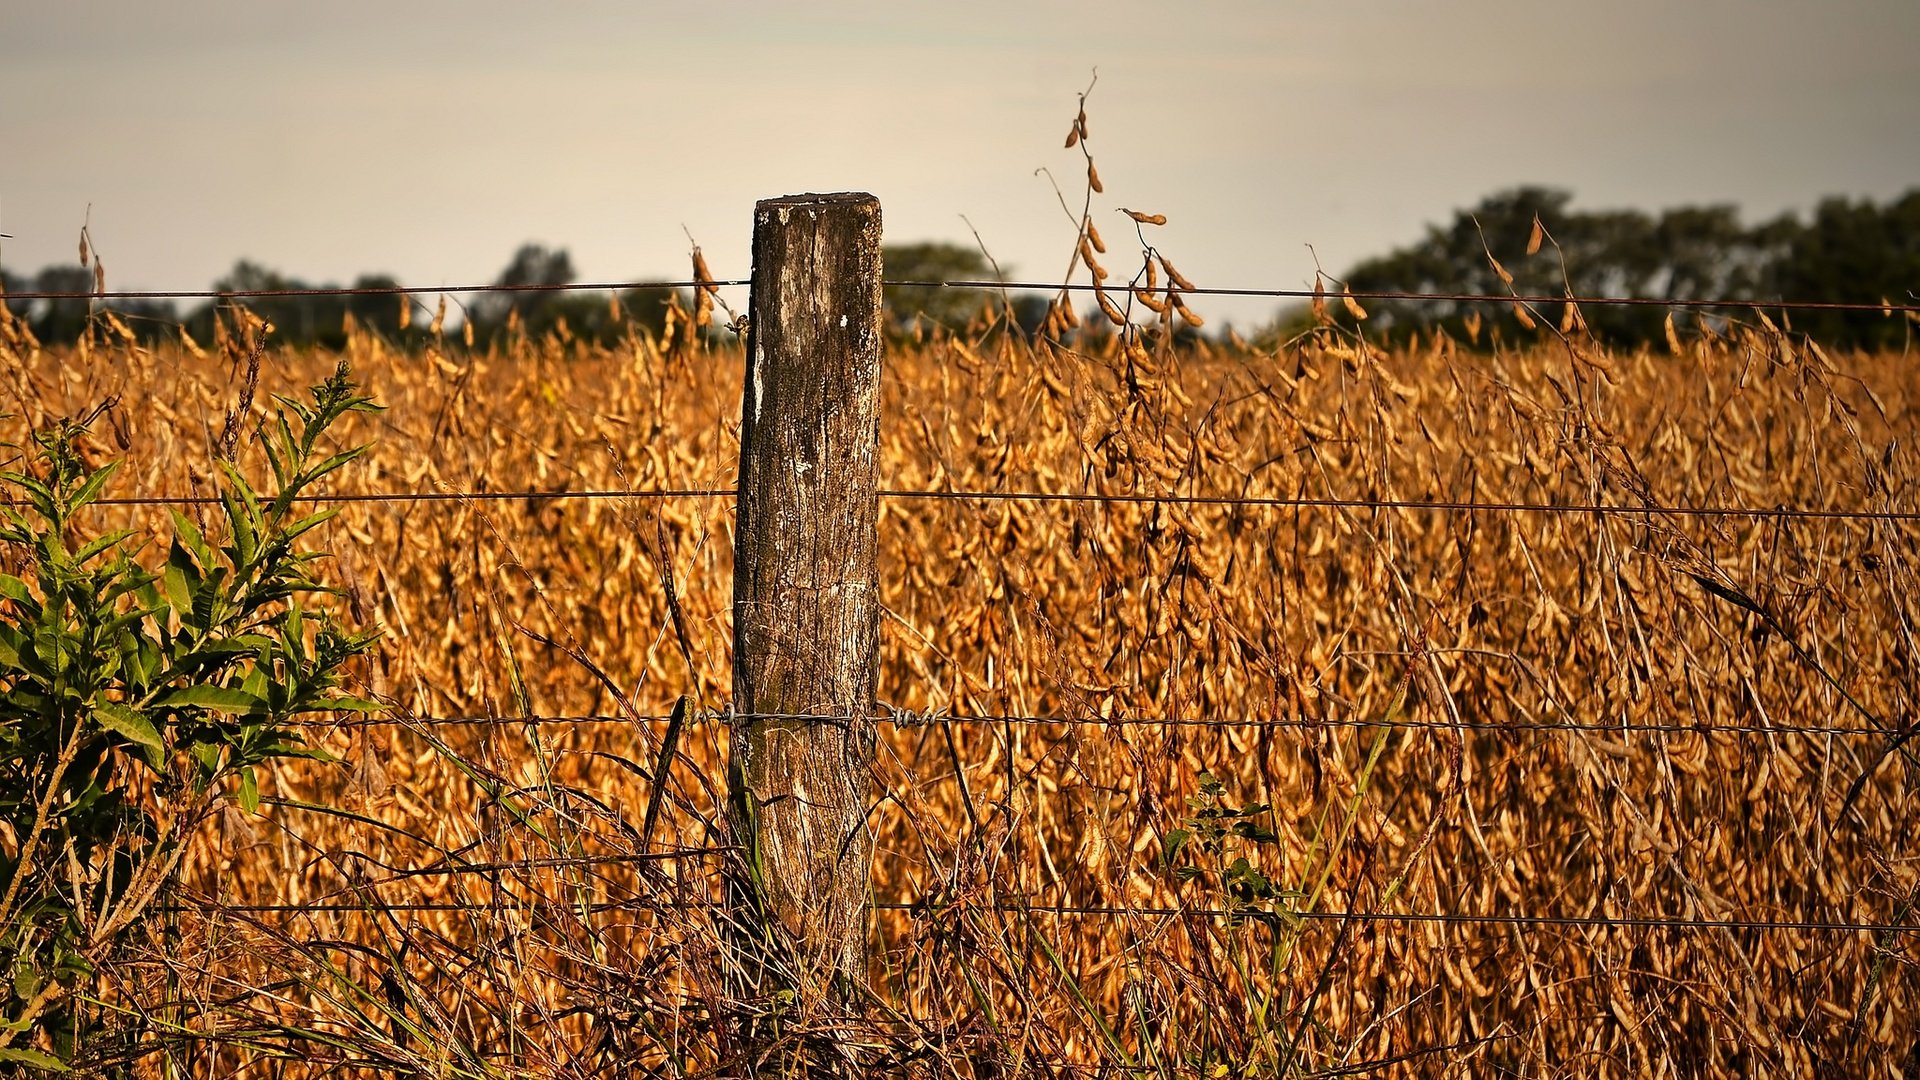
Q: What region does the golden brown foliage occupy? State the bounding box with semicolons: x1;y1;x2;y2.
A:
3;305;1917;1076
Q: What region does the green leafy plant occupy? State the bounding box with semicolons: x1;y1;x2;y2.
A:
0;363;382;1069
1164;771;1297;927
1162;689;1406;1075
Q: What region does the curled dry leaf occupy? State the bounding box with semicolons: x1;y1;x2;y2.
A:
221;801;262;852
344;731;393;805
1312;275;1328;325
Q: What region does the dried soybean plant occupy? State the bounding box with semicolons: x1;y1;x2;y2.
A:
4;289;1913;1077
1035;74;1204;360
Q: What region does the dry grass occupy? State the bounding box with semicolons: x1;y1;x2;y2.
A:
1;301;1916;1076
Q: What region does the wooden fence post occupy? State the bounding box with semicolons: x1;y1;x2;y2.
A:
730;192;883;1000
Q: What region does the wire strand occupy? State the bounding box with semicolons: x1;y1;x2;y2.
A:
72;484;1920;523
0;279;747;302
296;710;1901;740
891;279;1920;315
91;487;733;508
3;277;1913;313
153;897;1920;933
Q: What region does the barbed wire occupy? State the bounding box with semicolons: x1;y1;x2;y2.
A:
92;487;732;508
883;488;1920;523
73;485;1920;523
0;279;745;302
2;277;1913;314
293;709;1904;741
876;902;1920;935
901;279;1920;315
153;895;1920;934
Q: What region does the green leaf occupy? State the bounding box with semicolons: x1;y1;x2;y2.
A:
160;562;194;626
297;446;369;489
94;701;166;766
238;766;259;814
0;573;32;606
169;637;271;676
67;458;120;510
281;508;340;542
13;962;41;1001
1163;827;1191;866
7;472;55;510
73;526;135;566
270;742;339;764
188;741;223;776
156;685;266;714
169;510;216;572
0;1047;70;1072
1232;820;1280;845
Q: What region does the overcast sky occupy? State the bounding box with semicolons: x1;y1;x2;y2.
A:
2;1;1915;327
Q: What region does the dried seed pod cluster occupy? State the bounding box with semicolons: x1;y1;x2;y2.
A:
1042;82;1205;346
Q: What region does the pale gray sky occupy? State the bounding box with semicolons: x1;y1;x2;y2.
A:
2;1;1915;327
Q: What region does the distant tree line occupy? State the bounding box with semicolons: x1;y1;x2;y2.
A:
0;243;687;350
3;186;1913;350
1334;186;1918;350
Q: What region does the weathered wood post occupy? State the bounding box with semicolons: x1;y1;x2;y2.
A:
730;192;883;1002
